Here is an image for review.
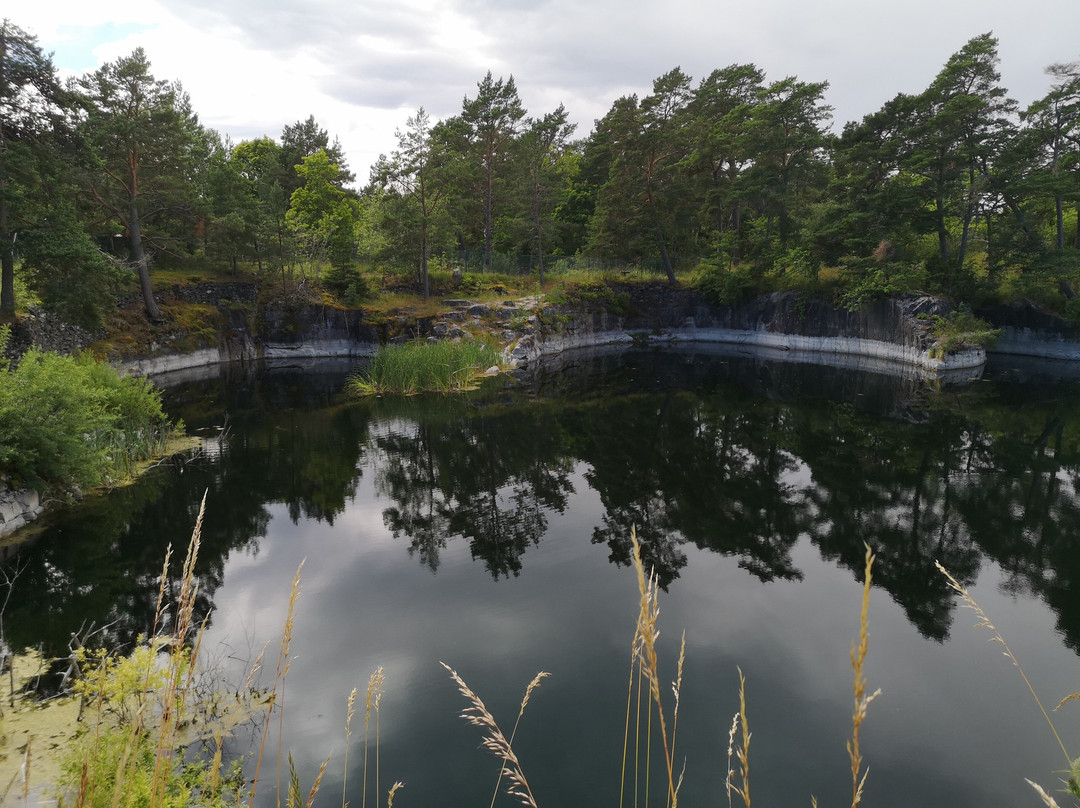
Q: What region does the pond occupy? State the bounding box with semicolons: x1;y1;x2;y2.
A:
7;345;1080;808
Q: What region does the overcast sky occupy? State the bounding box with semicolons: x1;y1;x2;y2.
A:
15;1;1080;186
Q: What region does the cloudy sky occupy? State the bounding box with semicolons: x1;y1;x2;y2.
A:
16;0;1080;186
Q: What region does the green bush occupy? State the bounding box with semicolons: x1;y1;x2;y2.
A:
928;310;1000;356
837;259;927;312
694;260;755;306
765;247;820;292
0;328;174;491
20;204;130;330
321;263;371;306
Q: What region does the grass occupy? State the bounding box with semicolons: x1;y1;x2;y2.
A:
935;561;1080;806
347;340;502;396
0;498;403;808
927;310;1000;356
5;503;886;808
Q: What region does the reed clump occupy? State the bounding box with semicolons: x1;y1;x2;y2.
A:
347;340;501;396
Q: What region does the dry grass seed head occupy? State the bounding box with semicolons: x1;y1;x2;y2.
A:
519;671;550;717
1026;778;1062;808
347;687;358;734
386;781;404;808
725;711;739;808
935;559;1071;766
441;662;540;808
303;750;333;808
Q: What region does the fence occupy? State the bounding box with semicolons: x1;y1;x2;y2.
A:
445;250;702;278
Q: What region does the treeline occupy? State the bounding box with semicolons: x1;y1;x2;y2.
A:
2;22;1079;329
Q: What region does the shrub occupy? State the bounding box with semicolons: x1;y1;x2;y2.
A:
694;260;755;306
928;310;999;356
321;263;371;306
837;259;927;312
764;247;820;292
0;330;174;491
19;205;130;330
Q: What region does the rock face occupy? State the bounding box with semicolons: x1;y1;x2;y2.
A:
119;303;380;376
3;308;101;362
0;485;43;540
977;301;1080;360
259;304;378;359
508;288;985;373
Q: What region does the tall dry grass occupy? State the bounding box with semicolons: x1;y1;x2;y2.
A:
38;493;415;808
847;543;880;808
37;505;892;808
69;493;210;808
441;662;546;808
936;560;1080;806
620;526;684;808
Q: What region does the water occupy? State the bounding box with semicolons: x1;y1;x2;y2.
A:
7;346;1080;807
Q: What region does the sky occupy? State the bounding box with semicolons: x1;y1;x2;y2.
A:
14;0;1080;187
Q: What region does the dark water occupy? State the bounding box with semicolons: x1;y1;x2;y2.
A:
7;346;1080;807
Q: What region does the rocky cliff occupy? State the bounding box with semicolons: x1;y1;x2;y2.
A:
508;288;986;372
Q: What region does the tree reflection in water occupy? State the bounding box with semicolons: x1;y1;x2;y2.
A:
7;349;1080;660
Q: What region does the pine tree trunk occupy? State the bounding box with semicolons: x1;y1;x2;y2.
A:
421;234;429;299
129;194;162;321
0;26;11;317
0;175;13;317
656;229;675;285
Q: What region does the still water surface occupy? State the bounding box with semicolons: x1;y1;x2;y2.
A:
9;346;1080;807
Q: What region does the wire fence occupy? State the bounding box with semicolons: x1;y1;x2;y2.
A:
445;249;702;278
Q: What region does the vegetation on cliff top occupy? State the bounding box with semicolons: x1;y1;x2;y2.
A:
1;21;1077;338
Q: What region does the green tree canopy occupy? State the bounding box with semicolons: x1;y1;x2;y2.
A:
75;47;207;320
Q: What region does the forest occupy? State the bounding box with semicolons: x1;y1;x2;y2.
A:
2;21;1079;330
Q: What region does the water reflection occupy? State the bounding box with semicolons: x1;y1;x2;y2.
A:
6;348;1080;657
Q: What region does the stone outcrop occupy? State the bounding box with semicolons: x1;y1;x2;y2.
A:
977;300;1080;360
0;485;43;540
507;289;986;373
2;308;102;363
119;303;380;376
